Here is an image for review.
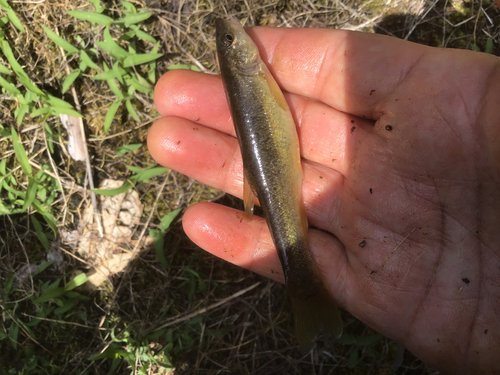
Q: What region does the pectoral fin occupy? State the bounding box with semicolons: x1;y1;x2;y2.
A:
243;170;255;219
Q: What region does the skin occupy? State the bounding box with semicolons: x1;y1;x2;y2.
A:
148;28;500;374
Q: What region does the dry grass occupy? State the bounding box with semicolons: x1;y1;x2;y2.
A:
0;0;498;374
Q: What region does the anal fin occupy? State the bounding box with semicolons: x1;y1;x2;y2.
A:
243;170;255;219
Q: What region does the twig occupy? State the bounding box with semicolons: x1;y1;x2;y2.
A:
87;117;157;142
21;313;106;330
43;130;69;225
4;310;54;355
153;282;261;332
391;227;417;254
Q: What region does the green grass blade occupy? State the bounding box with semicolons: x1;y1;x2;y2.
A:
41;25;78;55
0;158;6;175
102;62;124;99
92;180;134;196
30;215;49;251
125;99;139;121
0;75;21;96
116;143;142;157
79;50;101;71
50;106;82;118
96;41;128;61
33;261;54;276
485;38;493;54
0;63;11;74
124;74;151;93
167;63;201;72
31;105;51;117
6;8;25;33
3;270;14;295
9;322;19;349
11;127;32;176
112;61;124;84
22;176;37;211
44;123;54;154
0;0;11;9
123;53;162;67
96;27;128;60
64;273;88;291
66;10;113;26
62;69;81;93
93;70;120;80
1;40;29;79
121;1;136;12
42;211;57;235
116;10;153;27
134;29;157;43
16;74;46;97
159;208;181;232
15;104;29;125
88;0;105;13
150;229;168;267
31;199;57;235
35;287;65;303
104;98;122;133
134;167;169;183
46;94;74;109
147;43;160;83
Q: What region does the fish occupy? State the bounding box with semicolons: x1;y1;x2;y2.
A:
215;17;343;350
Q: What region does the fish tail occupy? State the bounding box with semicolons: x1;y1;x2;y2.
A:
289;288;343;351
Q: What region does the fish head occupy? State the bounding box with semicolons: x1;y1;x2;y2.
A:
215;17;260;75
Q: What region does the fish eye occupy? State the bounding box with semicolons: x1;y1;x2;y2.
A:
220;33;234;47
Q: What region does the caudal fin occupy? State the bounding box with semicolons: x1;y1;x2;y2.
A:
290;288;343;351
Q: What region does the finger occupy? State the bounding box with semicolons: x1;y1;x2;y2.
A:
147;116;244;196
148;115;375;241
154;70;235;136
183;202;283;283
152;69;375;172
182;202;349;307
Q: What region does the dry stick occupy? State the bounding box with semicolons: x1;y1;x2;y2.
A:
404;0;440;41
43;130;69;225
176;43;210;73
153;282;261;332
242;0;255;25
21;313;106;330
55;27;103;237
472;0;483;47
87;117;157;142
391;227;417;254
4;310;54;355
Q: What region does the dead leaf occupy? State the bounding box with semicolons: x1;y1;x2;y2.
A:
72;179;145;290
60;114;86;161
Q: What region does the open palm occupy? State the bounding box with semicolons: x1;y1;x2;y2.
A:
148;28;500;374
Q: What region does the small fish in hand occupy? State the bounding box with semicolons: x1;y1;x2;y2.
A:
215;17;343;350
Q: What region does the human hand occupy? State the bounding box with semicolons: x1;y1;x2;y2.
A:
148;27;500;374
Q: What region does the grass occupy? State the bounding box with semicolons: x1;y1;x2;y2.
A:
0;0;498;374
